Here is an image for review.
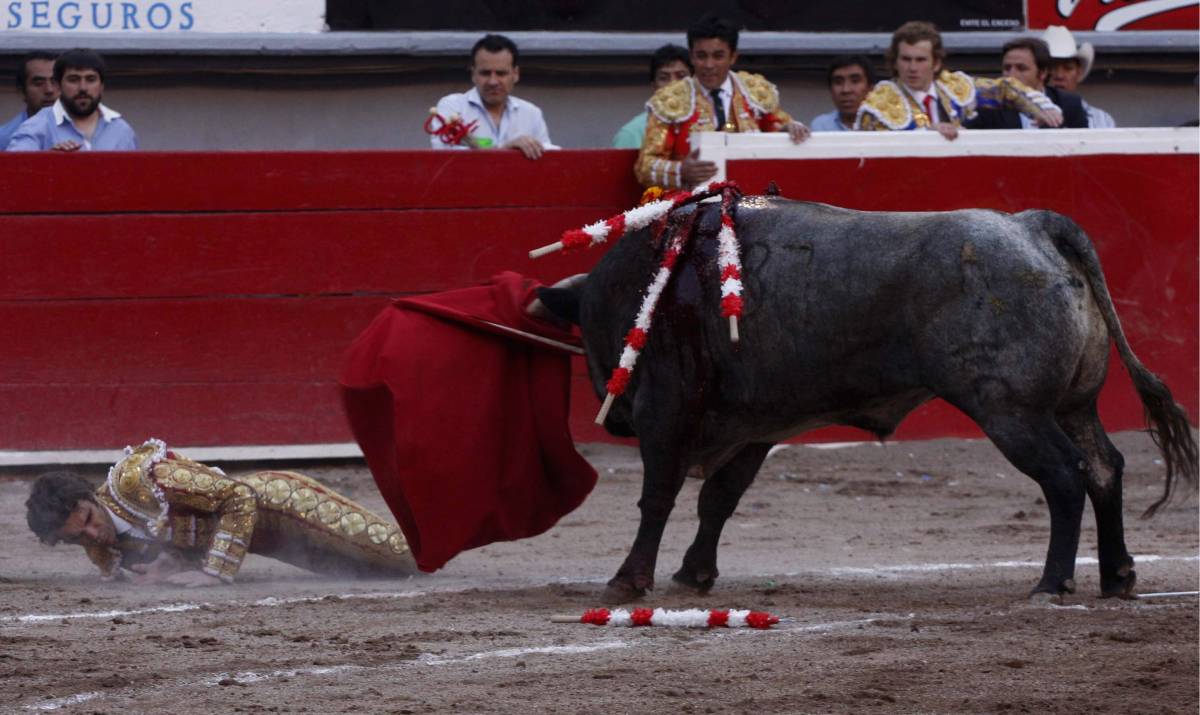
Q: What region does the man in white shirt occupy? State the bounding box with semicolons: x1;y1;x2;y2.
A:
1042;25;1117;129
430;34;555;159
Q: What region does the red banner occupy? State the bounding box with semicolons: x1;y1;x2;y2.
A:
1028;0;1199;30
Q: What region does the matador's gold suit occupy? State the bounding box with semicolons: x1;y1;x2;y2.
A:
635;72;795;190
854;70;1058;131
85;439;414;582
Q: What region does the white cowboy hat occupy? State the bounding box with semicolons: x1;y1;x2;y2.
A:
1041;25;1094;82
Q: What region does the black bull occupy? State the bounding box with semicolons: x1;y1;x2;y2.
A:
539;195;1197;603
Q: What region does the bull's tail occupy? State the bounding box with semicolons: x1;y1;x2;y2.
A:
1028;210;1197;517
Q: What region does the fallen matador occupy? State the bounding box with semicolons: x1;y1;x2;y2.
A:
26;438;416;586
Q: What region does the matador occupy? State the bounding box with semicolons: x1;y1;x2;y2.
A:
25;438;415;586
634;70;797;190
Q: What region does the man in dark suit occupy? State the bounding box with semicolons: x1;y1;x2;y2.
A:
967;38;1088;130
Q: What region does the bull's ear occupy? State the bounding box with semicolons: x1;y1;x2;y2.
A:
533;286;582;326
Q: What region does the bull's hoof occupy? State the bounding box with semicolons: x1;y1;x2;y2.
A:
670;566;716;593
1029;577;1076;605
1100;565;1137;600
1028;591;1064;606
603;575;651;604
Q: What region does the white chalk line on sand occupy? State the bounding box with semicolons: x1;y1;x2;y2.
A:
2;588;437;625
811;553;1199;578
23;614;892;710
24;691;102;711
7;553;1196;627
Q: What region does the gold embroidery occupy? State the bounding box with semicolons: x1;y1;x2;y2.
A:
734;71;780;114
647;77;694;123
857;81;914;131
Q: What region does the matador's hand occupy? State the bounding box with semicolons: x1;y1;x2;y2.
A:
933;122;959;141
786;121;811;143
127;552;184;585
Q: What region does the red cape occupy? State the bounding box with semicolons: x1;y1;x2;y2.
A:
338;272;598;572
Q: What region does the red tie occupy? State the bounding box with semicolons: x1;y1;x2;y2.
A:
923;95;936;124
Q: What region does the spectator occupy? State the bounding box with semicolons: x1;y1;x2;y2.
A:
430;34;555;160
856;21;1062;140
810;55;876;132
967;38;1088;130
0;52;59;151
7;48;136;152
612;44;692;149
635;14;810;190
1043;25;1116;128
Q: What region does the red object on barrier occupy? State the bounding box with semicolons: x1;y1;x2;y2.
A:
0;148;1194;450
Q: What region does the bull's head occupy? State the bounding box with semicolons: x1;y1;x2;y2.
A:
528;273;586;327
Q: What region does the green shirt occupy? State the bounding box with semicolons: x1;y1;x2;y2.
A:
612;111;648;149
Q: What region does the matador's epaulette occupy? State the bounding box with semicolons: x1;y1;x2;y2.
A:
857;80;913;130
935;70;977;108
647;78;696;123
733;71;781;115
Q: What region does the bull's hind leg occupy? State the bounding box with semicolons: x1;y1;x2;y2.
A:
1059;404;1136;598
672;443;773;593
972;411;1090;600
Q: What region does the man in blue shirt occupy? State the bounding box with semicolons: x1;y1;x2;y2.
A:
430;34;553;159
7;48;137;152
612;45;692;149
0;52;60;151
810;55;875;132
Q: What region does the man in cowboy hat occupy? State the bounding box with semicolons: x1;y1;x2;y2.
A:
1042;25;1116;128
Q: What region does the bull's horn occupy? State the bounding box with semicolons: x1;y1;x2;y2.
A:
526;273;587;319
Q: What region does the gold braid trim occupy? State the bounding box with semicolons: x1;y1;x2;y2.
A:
646;78;695;123
732;71;780;115
855;81;915;131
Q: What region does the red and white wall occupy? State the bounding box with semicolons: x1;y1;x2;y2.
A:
1;128;1196;457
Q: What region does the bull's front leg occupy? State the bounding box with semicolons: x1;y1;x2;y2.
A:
673;443;772;593
605;438;691;603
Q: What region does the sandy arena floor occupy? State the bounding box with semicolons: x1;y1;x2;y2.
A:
0;432;1196;714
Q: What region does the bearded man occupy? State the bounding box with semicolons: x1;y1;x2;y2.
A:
26;439;415;586
7;48;137;152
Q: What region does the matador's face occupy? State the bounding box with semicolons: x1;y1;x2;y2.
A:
56;500;117;548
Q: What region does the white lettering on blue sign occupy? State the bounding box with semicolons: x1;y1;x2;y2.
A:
6;1;194;31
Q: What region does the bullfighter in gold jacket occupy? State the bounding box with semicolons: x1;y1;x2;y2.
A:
26;438;415;586
635;14;809;190
855;21;1061;138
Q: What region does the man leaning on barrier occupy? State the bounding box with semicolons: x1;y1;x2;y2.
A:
855;21;1063;140
7;48;137;152
634;14;810;190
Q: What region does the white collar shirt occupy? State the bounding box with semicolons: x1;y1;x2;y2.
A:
430;87;556;150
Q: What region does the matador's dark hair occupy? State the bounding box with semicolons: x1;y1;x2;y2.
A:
26;471;97;545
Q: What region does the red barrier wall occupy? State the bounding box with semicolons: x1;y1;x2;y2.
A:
2;149;1195;450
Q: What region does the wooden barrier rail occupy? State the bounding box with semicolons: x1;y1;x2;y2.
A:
1;135;1195;452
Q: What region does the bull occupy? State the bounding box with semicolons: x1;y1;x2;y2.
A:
537;194;1196;603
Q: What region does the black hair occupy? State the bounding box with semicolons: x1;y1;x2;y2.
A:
16;51;56;90
649;44;692;83
471;34;520;67
26;471;97;545
827;54;877;87
53;48;106;85
1002;37;1052;72
687;14;739;53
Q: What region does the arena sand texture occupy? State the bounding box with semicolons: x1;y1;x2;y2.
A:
1;432;1196;714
